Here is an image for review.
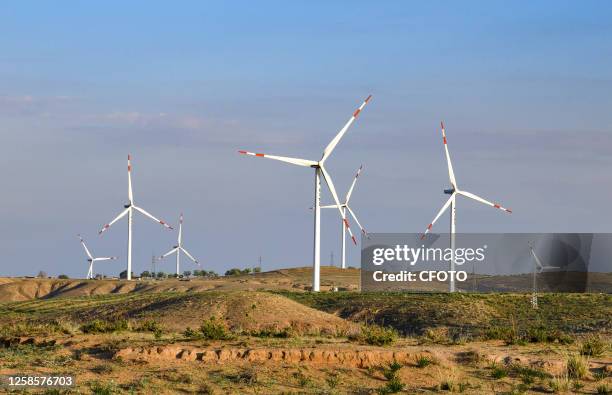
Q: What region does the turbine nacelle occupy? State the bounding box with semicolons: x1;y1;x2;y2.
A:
124;202;132;209
238;95;372;290
444;188;455;195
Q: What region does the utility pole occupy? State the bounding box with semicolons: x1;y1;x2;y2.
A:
258;256;262;273
330;251;335;267
151;253;156;280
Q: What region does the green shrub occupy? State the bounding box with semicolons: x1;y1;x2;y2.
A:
350;324;397;346
414;354;435;368
200;317;232;340
383;377;405;393
81;319;129;334
133;320;163;333
184;327;200;339
382;361;402;380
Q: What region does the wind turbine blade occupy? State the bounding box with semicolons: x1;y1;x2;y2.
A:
346;205;367;236
133;206;174;230
78;235;94;259
320;166;357;245
345;165;363;204
530;247;545;271
178;213;183;244
93;257;117;261
238;150;317;167
421;194;455;239
440;122;457;189
319;204;341;209
128;154;133;203
99;208;130;235
457;190;512;213
180;247;198;264
160;247;179;259
320;95;372;163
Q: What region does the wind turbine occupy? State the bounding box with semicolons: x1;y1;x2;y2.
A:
98;155;173;280
159;213;199;276
321;165;367;269
421;122;512;292
239;95;372;292
78;234;116;279
529;241;559;309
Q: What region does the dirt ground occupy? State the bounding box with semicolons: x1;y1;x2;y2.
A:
0;269;610;394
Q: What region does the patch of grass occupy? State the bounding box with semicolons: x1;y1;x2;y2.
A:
423;327;448;344
596;383;610;394
548;375;570;393
377;377;405;394
183;326;200;339
349;324;398;346
566;354;588;379
91;364;114;375
593;368;609;381
90;380;118;395
293;371;312;388
226;369;258;385
580;335;607;357
440;380;456;392
81;319;129;334
490;362;508;379
200;316;233;340
456;350;482;365
250;327;294;338
325;373;339;389
484;325;573;346
572;381;585;392
133;319;163;333
382;360;402;380
414;354;436;368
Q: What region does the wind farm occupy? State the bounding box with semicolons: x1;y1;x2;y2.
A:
1;2;612;393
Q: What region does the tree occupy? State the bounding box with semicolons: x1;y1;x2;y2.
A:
225;268;242;276
120;270;135;279
140;271;151;278
183;271;192;277
58;274;69;279
156;271;166;279
253;267;261;273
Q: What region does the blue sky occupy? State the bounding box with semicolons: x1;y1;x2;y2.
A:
1;1;611;277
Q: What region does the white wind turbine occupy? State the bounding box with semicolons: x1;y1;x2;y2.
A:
320;165;367;269
98;155;173;280
78;234;116;279
421;122;512;292
239;95;372;292
159;213;199;276
529;241;559;309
